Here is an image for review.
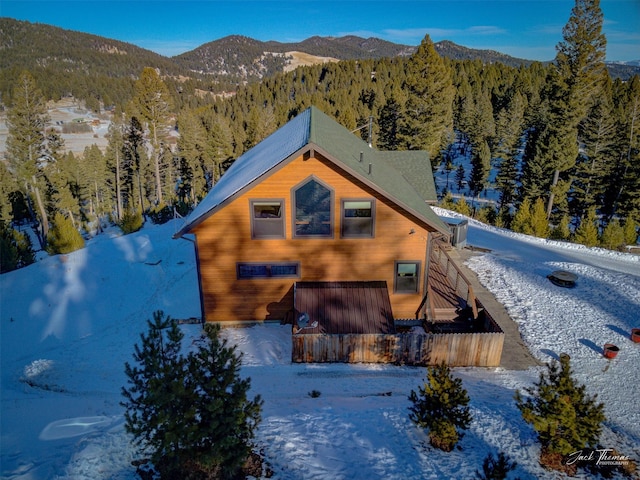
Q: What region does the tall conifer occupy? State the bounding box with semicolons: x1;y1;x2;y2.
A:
402;35;455;166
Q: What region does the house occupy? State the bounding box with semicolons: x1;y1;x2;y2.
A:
174;106;504;366
174;105;452;323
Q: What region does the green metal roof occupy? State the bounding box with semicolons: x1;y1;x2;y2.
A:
175;106;449;237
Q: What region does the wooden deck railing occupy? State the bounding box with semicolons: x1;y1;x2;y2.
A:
429;241;478;319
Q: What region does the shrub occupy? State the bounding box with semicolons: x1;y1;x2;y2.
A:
46;212;84;254
408;363;472;451
119;208;144;234
121;311;263;479
0;225;35;273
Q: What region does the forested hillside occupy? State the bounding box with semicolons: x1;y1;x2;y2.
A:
1;1;639;272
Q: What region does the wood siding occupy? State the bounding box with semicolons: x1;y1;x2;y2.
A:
193;152;435;322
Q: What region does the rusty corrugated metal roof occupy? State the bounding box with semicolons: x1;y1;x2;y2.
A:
294;281;395;335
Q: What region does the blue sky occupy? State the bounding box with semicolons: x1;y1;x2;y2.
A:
1;0;638;61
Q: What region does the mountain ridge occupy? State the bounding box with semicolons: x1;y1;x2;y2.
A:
1;18;638;92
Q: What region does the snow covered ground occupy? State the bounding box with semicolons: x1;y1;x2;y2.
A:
1;216;639;479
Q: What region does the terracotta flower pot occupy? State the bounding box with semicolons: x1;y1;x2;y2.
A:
631;329;640;343
603;343;619;359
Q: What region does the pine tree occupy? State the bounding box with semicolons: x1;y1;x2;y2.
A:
573;207;600;246
408;363;471;452
530;198;551;238
130;68;173;205
105;115;126;220
377;94;405;151
622;217;638;246
402;35;455;166
469;140;491;198
511;198;533;235
176;108;210;204
475;451;517;480
600;218;624;250
515;354;605;473
121;312;263;479
439;191;456;211
544;0;608;217
46;212;85;255
455;197;472;217
5;71;51;246
455;164;466;192
550;214;572;241
0;224;35;273
571;78;616;219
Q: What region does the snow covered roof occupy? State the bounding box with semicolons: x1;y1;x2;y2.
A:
174;106;449;237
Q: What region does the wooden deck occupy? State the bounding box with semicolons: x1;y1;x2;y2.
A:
424;240;477;323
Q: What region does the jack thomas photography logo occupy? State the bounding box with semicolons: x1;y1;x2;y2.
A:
566;448;633;468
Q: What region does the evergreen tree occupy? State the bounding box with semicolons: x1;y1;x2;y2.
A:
600;218;624;250
622;217;638;246
408;363;471;452
494;91;526;209
5;71;51;246
105;115;126;220
530;198;551;238
130;67;173;205
46;212;85;255
573;207;600;246
439;191;457;211
176;108;210;203
571;78;616;219
545;0;608;217
402;35;455;166
511;198;533;235
550;214;572;241
515;354;605;473
377;94;405;151
609;76;640;220
455;164;466;192
202;110;234;187
469;140;491;198
0;162;17;224
122;116;147;213
475;451;517;480
118;207;144;235
121;311;263;479
0;224;35;273
455;196;472;217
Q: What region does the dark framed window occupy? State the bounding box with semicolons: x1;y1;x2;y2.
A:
341;199;375;238
293;177;333;238
394;261;421;293
250;199;285;239
237;262;300;279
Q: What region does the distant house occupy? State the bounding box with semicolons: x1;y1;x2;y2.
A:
174;106;451;324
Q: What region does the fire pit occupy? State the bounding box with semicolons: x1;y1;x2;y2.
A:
547;270;577;288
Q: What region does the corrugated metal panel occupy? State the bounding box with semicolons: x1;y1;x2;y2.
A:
294;281;395;335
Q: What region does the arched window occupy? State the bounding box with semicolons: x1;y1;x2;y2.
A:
292;177;333;237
